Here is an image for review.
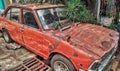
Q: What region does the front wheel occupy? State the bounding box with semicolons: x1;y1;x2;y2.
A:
51;54;76;71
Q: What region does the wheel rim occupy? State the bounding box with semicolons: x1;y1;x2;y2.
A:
3;32;9;42
54;61;69;71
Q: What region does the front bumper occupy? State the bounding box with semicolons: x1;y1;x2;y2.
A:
88;44;118;71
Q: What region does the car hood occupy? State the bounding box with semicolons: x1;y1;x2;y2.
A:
53;23;119;59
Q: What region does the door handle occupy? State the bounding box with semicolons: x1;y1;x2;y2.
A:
20;27;24;32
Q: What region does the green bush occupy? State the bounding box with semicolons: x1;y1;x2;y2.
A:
65;0;95;23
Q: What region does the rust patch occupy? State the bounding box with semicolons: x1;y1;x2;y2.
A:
54;39;60;48
73;52;78;57
110;39;115;43
109;33;114;37
48;44;55;52
48;39;60;52
101;41;111;49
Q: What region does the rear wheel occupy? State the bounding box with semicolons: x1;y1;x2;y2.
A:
3;30;12;43
51;54;76;71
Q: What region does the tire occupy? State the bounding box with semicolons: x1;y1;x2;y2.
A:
3;30;12;43
51;54;76;71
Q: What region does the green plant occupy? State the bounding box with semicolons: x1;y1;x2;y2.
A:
65;0;95;23
54;21;62;30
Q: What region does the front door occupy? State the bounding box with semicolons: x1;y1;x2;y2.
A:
21;9;49;58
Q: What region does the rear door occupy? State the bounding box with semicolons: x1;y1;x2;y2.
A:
4;7;23;44
21;9;49;58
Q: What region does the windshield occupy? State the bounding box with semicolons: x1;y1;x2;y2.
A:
37;7;71;30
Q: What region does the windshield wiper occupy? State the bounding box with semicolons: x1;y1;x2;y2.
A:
60;26;71;31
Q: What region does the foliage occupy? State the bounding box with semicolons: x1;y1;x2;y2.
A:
106;0;116;17
54;21;62;30
65;0;95;23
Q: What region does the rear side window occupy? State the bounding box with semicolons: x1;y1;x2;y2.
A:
22;9;39;29
6;8;20;23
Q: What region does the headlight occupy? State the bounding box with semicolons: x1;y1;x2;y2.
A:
88;60;100;71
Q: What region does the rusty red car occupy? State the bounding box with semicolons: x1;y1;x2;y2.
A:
0;4;119;71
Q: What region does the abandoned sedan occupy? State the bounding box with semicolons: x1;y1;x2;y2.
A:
0;4;119;71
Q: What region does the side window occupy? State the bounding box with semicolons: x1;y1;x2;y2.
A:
6;8;20;23
22;9;39;29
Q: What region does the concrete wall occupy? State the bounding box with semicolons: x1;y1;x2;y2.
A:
0;0;4;9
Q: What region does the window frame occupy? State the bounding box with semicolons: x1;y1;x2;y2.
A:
5;7;20;23
36;6;67;31
21;9;39;29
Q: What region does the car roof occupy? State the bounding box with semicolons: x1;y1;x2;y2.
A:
10;3;65;10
